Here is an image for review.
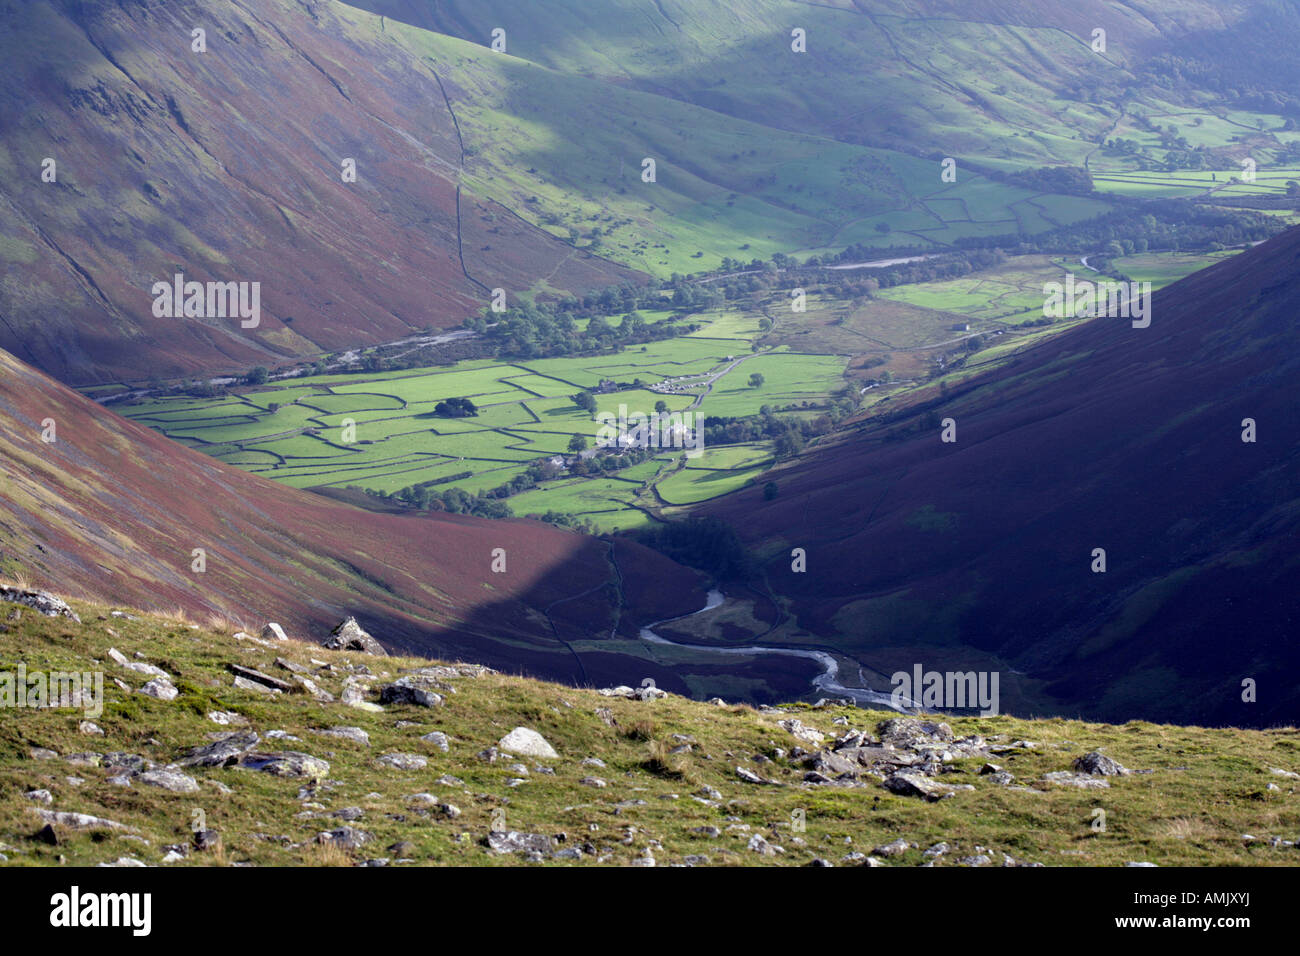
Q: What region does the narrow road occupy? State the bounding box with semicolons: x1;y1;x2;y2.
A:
638;590;914;709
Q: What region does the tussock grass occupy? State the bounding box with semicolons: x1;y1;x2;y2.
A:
0;591;1296;867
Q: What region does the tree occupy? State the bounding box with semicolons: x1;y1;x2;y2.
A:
571;391;598;414
246;366;269;385
763;482;779;500
654;400;668;414
748;372;765;389
568;434;588;453
773;430;804;459
434;397;477;418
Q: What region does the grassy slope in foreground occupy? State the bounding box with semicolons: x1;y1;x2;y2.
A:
1;593;1297;867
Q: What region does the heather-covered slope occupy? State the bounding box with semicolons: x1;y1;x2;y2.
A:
704;228;1300;727
0;346;707;681
0;0;636;385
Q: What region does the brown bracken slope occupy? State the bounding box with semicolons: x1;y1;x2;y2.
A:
0;345;707;681
0;0;638;385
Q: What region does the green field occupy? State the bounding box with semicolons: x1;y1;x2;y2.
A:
1112;250;1242;288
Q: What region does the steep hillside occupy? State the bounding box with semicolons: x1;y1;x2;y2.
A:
702;226;1300;727
355;0;1268;161
0;0;637;385
1;591;1296;867
0;345;709;686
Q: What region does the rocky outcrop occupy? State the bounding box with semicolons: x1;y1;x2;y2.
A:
1072;751;1130;776
176;732;261;768
486;830;553;858
323;617;387;656
379;676;444;708
0;587;80;622
237;752;330;780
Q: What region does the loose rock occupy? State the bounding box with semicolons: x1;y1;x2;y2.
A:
498;727;558;759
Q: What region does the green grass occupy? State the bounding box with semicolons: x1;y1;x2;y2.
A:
1112;250;1241;288
2;592;1296;867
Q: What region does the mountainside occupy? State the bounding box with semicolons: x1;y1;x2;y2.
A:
1;591;1297;868
356;0;1277;159
703;227;1300;727
0;345;708;684
0;0;638;385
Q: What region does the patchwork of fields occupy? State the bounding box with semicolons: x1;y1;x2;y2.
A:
117;312;853;531
1092;165;1300;199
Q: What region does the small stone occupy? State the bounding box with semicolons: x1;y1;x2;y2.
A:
1043;771;1111;790
137;770;200;793
318;826;372;849
377;753;427;771
420;732;450;752
139;677;178;701
486;830;552;856
883;772;970;801
747;834;780;856
237;751;330;780
498;727;558;759
1072;751;1129;776
107;648;169;679
873;837;911;857
36;810;131;831
177;732;260;768
311;726;371;746
379;679;443;708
